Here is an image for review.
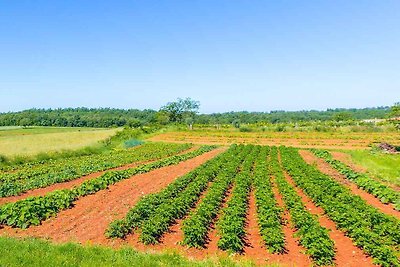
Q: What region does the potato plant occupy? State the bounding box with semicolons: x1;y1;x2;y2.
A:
106;145;243;239
280;146;400;267
216;146;258;253
181;145;254;248
0;143;193;197
0;146;216;229
138;145;250;245
311;149;400;210
254;146;285;253
270;147;335;266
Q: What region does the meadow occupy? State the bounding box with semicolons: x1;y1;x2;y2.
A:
345;150;400;187
0;127;120;157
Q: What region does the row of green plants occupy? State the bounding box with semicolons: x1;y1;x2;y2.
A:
216;146;258;253
253;146;285;254
311;149;400;210
0;146;215;229
181;146;254;248
280;146;400;267
139;146;251;245
0;143;193;198
269;147;335;266
105;145;246;239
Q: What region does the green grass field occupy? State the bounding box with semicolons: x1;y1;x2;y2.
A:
0;127;120;157
346;150;400;187
0;237;260;267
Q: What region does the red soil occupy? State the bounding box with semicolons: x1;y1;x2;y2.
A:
1;148;225;244
330;152;367;173
330;151;400;191
243;188;311;267
283;171;375;267
0;147;384;266
149;133;371;150
0;146;199;206
299;150;400;219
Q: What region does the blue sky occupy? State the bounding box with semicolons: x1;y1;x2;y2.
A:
0;0;399;113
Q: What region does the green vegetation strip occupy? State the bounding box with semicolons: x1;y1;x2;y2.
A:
139;146;249;245
0;146;216;229
106;145;244;240
182;146;253;248
0;142;193;198
270;147;334;266
311;149;400;210
280;146;400;267
216;146;258;253
254;146;285;254
0;237;259;267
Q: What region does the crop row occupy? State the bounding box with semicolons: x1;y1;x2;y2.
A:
139;146;251;245
280;146;400;267
181;146;255;248
270;147;335;266
0;143;193;198
0;145;215;229
311;149;400;210
106;144;247;239
253;146;285;254
216;146;258;253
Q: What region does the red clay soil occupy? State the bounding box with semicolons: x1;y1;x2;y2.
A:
122;182;229;261
243;189;311;267
1;148;225;244
283;171;375;267
330;152;367;173
0;146;200;206
149;134;370;150
330;151;400;191
299;150;400;219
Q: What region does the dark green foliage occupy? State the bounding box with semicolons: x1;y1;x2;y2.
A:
182;146;253;248
312;149;400;210
253;146;285;254
0;107;157;128
0;143;192;197
0;146;216;229
271;147;335;265
280;146;400;267
216;147;257;253
0;106;390;127
106;145;248;244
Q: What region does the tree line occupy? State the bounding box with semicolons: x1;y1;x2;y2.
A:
0;100;393;128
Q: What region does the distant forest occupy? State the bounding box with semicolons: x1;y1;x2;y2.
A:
0;106;390;128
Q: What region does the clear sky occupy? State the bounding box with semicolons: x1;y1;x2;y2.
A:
1;0;399;113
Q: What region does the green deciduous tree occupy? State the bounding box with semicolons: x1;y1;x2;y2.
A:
332;112;353;122
159;98;200;124
390;102;400;117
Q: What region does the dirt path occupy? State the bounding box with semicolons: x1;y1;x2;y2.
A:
1;148;225;244
331;151;400;191
243;188;311;267
122;182;234;261
149;134;370;150
0;146;200;206
299;150;400;218
272;179;313;266
283;171;375;266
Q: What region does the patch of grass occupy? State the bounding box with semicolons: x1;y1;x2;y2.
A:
347;150;400;187
0;237;263;267
0;127;120;157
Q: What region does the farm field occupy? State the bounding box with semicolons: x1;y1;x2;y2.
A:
0;126;120;157
0;142;399;266
338;150;400;187
148;130;400;150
